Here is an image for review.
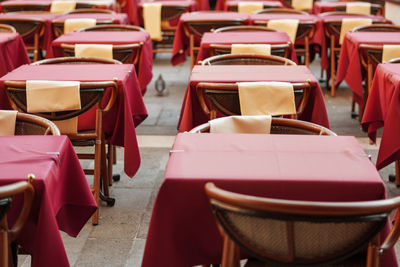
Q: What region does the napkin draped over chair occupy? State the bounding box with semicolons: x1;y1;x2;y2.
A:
237;2;264;14
267;19;299;43
291;0;313;10
237;81;296;116
231;44;271;55
209;115;272;133
346;2;371;15
74;44;113;59
64;18;97;34
0;110;17;136
142;3;163;41
50;0;77;14
382;45;400;63
339;18;372;44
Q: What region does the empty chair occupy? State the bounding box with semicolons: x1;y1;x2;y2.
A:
214;25;278;33
63;8;116;14
15;112;60;135
51;19;115;38
78;24;145;32
353;24;400;32
388;57;400;63
32;56;122;65
254;7;308;15
208;43;292;59
1;3;49;12
0;24;16;33
281;0;315;12
201;54;296;66
226;2;282;12
334;3;383;16
205;182;400;267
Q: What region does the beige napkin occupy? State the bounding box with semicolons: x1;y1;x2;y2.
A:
292;0;313;10
382;45;400;63
238;82;296;116
231;44;271;55
346;2;371;15
210;115;272;134
267;19;299;43
50;0;76;14
238;2;264;14
0;110;17;136
53;118;77;134
64;18;96;34
143;3;163;41
339;18;372;44
75;44;113;59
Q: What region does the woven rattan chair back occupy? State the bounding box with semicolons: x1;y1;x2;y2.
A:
226;2;281;12
208;43;291;58
78;24;145;32
32;56;122;65
64;8;115;14
387;57;400;63
353;24;400;32
254;8;308;15
334;3;383;16
15;112;60;135
201;54;296;66
214;25;278;33
1;3;49;12
0;24;16;33
51;19;115;38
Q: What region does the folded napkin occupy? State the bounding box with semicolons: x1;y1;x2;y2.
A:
53;117;77;134
64;18;96;34
210;115;272;134
382;45;400;63
340;18;372;44
346;2;371;15
75;44;113;59
50;0;76;14
237;81;296;116
143;3;163;41
267;19;299;43
231;44;271;55
238;2;264;14
292;0;313;10
0;110;17;136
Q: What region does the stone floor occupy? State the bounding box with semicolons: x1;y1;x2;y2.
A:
18;53;400;266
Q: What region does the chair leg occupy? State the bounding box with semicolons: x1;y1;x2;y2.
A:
92;140;101;226
396;160;400;187
305;37;310;67
366;235;380;267
107;144;114;186
190;35;195;69
330;37;336;96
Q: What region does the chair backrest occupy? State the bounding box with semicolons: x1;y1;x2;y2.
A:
1;3;49;12
282;0;316;11
59;43;142;65
226;3;282;12
15;112;60;135
334;3;383;16
201;53;296;66
204;182;400;266
190;117;336;135
31;56;122;65
0;17;44;39
0;23;16;33
63;8;115;14
78;24;145;32
352;24;400;32
195;82;311;120
214;25;278;33
252;20;316;42
387;57;400;63
52;19;115;38
359;44;383;66
208;43;292;59
160;4;191;22
254;8;308;15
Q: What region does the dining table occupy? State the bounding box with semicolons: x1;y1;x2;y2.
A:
0;135;97;267
336;32;400;108
196;31;297;63
0;64;147;177
178;65;329;132
142;133;397;267
48;31;153;94
0;32;30;76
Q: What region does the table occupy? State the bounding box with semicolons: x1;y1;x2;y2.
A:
336;32;400;108
197;31;297;63
223;0;283;11
48;31;153;94
0;64;147;177
0;33;30;76
171;12;250;65
178;65;329;132
142;133;397;267
362;64;400;170
0;135;96;267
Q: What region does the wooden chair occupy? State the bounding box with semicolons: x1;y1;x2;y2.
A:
353;24;400;33
0;24;16;33
15;112;60;135
32;56;122;65
387;57;400;63
4;80;118;225
208;43;292;59
281;0;316;12
201;53;296;66
334;3;383;16
78;24;145;32
214;25;278;33
1;3;49;12
190;117;336;135
226;3;282;12
253;7;308;15
195;82;311;120
63;8;115;14
182;14;247;68
0;18;45;62
0;179;34;267
204;182;400;267
51;19;115;38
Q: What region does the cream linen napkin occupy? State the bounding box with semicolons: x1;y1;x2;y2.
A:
210;115;272;133
267;19;299;43
0;110;17;136
26;80;81;134
292;0;313;10
75;44;113;59
143;3;163;41
231;44;271;55
339;18;372;44
50;0;76;14
346;2;371;15
64;18;96;34
238;2;264;14
237;81;296;116
382;45;400;63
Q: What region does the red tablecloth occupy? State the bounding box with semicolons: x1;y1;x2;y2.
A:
171;12;250;65
223;0;283;11
142;133;397;267
197;31;297;63
48;31;153;94
336;32;400;108
0;64;147;177
362;64;400;170
0;33;29;76
0;135;96;267
178;65;329;131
